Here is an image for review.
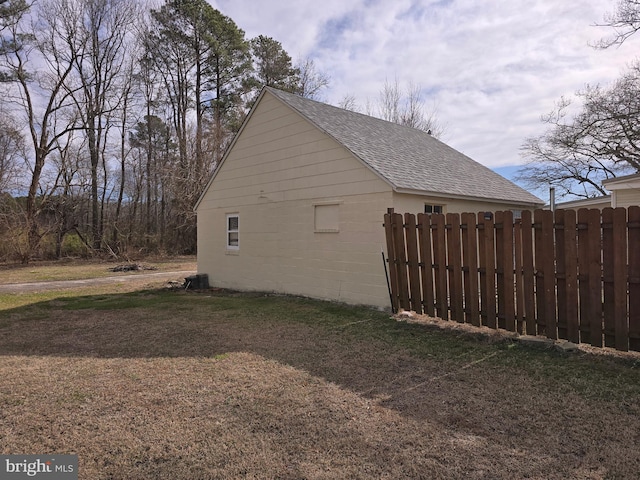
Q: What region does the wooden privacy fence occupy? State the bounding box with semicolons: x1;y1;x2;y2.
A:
383;207;640;352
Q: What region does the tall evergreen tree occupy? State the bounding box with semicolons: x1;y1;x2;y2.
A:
249;35;300;93
150;0;251;252
151;0;250;175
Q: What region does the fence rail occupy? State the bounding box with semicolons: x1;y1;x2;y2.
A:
383;207;640;352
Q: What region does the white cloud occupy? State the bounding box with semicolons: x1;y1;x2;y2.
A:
209;0;638;169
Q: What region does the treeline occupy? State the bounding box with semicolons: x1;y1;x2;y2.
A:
0;0;329;262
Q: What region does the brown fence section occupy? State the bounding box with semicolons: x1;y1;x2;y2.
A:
383;207;640;352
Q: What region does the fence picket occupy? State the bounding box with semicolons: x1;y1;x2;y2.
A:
383;210;399;314
404;213;422;313
629;206;640;352
447;213;464;322
392;212;410;312
613;208;628;351
602;208;616;348
533;210;556;338
555;210;568;340
521;210;536;336
503;211;516;332
432;214;449;319
587;209;603;348
417;213;435;316
481;212;496;328
563;209;580;344
495;211;506;330
577;209;591;344
542;210;557;339
514;218;525;334
461;213;480;326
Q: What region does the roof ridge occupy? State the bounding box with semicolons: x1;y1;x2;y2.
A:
265;86;446;137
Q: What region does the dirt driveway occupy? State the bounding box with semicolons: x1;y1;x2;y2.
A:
0;270;195;293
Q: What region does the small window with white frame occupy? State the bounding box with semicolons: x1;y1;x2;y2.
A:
424;204;443;214
226;214;239;250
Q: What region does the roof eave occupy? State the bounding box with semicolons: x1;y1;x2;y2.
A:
393;187;545;208
602;172;640;187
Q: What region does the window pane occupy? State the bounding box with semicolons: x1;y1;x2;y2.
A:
226;214;239;249
433;205;443;214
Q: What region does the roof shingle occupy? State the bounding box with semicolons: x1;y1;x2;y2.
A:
267;87;543;205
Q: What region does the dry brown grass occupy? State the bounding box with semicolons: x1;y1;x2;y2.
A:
1;283;640;479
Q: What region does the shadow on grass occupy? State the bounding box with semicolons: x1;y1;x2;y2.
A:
3;289;640;478
2;288;640;404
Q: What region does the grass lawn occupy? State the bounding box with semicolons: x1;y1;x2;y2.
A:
1;267;639;479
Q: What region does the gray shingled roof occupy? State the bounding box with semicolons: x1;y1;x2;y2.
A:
267;87;543;205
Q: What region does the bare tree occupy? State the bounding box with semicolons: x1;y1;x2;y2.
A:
47;134;92;258
46;0;139;250
0;0;82;262
518;63;640;198
337;93;358;112
337;80;445;137
0;110;25;193
108;52;137;253
595;0;640;47
516;1;640;200
378;79;445;137
296;57;329;100
378;78;402;123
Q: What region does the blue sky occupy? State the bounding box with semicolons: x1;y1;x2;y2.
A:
211;0;636;187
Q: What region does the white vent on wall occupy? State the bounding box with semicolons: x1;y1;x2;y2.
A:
314;204;340;232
